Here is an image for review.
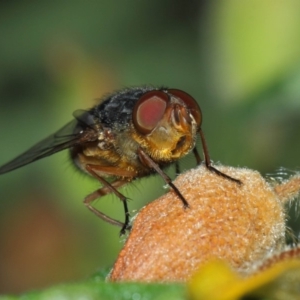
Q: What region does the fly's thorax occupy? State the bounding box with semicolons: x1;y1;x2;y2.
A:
70;141;117;169
70;127;151;179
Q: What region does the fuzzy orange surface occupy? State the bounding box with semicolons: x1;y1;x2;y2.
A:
109;165;287;282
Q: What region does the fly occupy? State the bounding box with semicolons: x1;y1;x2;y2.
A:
0;87;241;234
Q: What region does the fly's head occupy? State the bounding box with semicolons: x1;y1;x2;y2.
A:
132;89;202;162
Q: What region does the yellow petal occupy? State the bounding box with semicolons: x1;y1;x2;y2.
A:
188;259;300;300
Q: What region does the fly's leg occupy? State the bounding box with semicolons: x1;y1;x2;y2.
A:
175;162;180;174
84;195;124;228
199;129;242;185
85;164;132;235
138;148;189;208
84;180;127;228
193;147;202;165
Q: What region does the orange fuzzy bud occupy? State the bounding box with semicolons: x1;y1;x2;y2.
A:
109;165;298;282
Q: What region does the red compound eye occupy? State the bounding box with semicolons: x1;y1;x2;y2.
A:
168;89;202;128
133;90;169;134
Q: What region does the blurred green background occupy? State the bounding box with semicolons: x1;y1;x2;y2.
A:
0;0;300;294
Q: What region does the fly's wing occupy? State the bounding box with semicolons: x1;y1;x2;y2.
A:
0;110;99;174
